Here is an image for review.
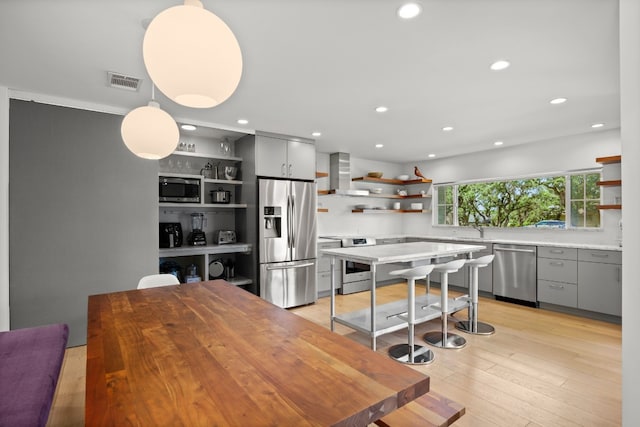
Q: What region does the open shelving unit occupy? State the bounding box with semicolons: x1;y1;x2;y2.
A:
595;155;622;210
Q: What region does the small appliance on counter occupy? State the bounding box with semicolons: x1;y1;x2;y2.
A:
187;212;207;246
159;260;183;283
210;187;231;204
185;263;201;283
209;258;225;279
159;222;183;248
214;230;237;245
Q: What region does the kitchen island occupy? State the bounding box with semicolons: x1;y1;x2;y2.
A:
321;241;485;350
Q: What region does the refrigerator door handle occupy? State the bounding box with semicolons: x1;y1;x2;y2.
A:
290;194;296;251
266;262;315;271
287;195;293;253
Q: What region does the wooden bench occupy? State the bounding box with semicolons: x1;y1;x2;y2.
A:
0;323;69;427
375;390;465;427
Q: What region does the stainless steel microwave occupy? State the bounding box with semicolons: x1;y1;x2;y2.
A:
159;176;201;203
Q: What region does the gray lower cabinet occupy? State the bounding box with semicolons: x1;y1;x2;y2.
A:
317;240;342;295
537;246;578;308
577;249;622;316
474;244;494;293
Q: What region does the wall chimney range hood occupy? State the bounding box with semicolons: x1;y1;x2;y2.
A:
329;152;369;196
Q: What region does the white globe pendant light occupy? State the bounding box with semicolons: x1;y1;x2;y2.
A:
143;0;243;109
121;97;179;159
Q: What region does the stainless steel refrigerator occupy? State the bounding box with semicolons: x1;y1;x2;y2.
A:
259;178;317;308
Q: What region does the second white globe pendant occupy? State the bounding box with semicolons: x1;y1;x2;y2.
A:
143;0;243;109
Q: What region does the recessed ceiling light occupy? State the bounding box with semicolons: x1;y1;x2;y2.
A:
494;141;504;146
442;126;454;132
237;119;249;125
550;97;567;105
397;3;422;19
181;124;196;131
490;60;510;71
311;131;322;137
375;106;388;113
591;123;604;128
428;153;436;158
375;144;384;148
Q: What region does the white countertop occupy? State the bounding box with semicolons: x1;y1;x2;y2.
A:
319;234;622;251
320;241;485;264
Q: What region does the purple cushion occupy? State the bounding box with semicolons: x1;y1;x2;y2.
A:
0;323;69;427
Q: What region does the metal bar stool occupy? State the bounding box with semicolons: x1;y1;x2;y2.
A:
423;259;468;349
387;264;438;364
455;254;496;335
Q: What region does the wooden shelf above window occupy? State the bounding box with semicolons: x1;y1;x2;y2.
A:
596;155;621;164
597;204;621;210
596;180;622;187
352;176;432;185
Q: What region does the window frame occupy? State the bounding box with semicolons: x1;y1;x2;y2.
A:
433;169;602;230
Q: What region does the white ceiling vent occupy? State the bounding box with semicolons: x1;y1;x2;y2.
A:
108;71;142;91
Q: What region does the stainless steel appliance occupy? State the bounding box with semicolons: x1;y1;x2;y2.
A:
259;178;317;308
159;222;182;248
209;187;231;204
187;212;207;246
493;244;537;305
214;230;237;245
159;176;200;203
340;237;377;294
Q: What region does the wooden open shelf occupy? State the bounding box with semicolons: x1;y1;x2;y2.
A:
351;209;431;214
317;208;329;213
596;155;621;164
352;176;432;185
317;190;331;195
596;180;622;187
597;204;622;210
316;171;328;178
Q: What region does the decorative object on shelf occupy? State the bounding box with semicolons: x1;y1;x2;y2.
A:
187;143;196;152
143;0;243;109
367;171;383;178
220;138;232;156
393;202;401;210
411;203;423;210
414;166;426;179
370;187;383;194
397;189;408;196
396;174;409;181
120;84;179;159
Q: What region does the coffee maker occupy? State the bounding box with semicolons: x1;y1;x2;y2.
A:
187;212;207;246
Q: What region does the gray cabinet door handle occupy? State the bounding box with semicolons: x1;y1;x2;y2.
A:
590;253;609;258
549;261;564;266
549;284;565;290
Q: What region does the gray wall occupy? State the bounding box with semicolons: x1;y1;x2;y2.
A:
9;100;158;346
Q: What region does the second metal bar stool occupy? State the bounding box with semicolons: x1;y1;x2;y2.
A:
387;264;439;364
423;259;468;349
455;254;496;335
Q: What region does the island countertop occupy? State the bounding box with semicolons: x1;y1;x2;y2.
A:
320;241;486;264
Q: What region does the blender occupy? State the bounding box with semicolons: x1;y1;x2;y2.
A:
187;212;207;246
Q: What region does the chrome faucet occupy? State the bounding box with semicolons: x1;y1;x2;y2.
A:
472;223;484;239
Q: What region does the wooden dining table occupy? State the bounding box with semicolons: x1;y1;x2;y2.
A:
86;280;430;426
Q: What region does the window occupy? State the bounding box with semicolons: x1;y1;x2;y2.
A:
435;172;600;229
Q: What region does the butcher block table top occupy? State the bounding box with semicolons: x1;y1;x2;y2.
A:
86;280;430;426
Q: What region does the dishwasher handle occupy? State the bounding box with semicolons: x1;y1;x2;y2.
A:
494;247;536;254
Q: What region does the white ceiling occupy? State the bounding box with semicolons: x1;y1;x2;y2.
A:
0;0;620;163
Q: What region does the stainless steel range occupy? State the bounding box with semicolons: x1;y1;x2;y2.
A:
340;237;376;295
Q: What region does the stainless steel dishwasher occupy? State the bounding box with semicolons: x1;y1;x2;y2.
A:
493;244;538;306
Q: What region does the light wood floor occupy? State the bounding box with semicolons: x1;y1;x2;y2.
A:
48;284;621;427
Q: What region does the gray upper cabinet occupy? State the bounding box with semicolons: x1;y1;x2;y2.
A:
255;134;316;180
577;249;622;316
